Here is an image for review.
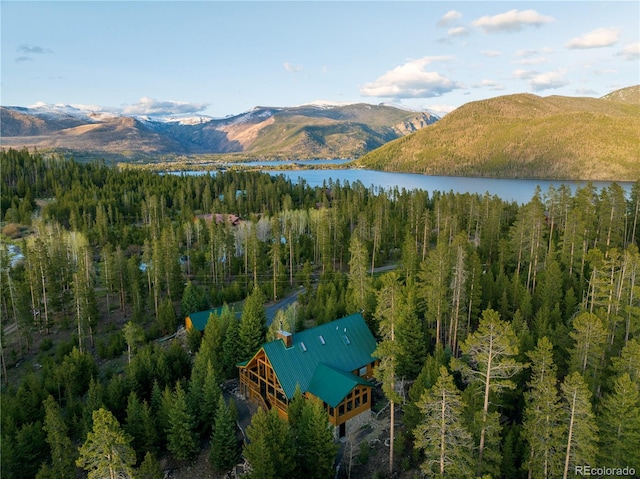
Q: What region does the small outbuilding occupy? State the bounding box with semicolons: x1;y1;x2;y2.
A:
185;307;231;332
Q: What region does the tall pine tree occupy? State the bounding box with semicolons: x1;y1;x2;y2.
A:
522;337;564;479
76;408;136;479
413;366;474;478
209;395;241;473
452;308;523;476
560;372;598;479
596;373;640;471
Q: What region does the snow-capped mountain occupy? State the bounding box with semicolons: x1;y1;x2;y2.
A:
0;102;439;158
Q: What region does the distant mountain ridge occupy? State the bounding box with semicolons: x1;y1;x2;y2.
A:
355;85;640;181
0;102;438;159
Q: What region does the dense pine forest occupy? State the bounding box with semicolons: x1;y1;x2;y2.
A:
1;148;639;478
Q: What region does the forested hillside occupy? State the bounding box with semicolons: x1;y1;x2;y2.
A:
356;85;640;181
1;148;639;478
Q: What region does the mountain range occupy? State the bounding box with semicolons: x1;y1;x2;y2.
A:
2;86;638;181
0;103;438;160
356;85;640;181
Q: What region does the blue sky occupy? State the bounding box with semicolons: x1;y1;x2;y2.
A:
2;1;638;117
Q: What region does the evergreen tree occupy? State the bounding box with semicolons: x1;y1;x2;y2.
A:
76;408;136;479
373;271;404;475
569;312;607;390
522;337;564;479
413;366;474;478
404;347;448;434
418;240;451;347
560;372;598;479
166;382;198;461
123;320;145;364
181;280;200;317
288;390;337;479
346;235;373;316
596;373;640;471
243;407;295;479
200;360;222;438
396;282;427;379
41;395;77;479
13;420;48;479
209;396;241;473
124;391;157;459
138;452;163;479
222;314;243;378
610;338;640;387
82;377;105;436
239;286;267;360
452;308;523;476
157;296;177;335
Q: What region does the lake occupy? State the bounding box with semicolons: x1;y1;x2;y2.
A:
177;162;635;205
265;169;634;204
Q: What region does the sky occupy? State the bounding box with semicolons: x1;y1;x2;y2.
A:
2;1;639;118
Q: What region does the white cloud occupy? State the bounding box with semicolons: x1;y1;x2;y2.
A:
427;104;458;114
437;10;462;27
477;80;506;91
528;69;569;91
516;48;551;58
15;43;53;62
17;44;53;55
481;50;502;57
473;9;554;33
513;69;537;80
566;28;620;49
575;87;598;96
284;62;303;73
448;27;468;37
618;42;640;60
515;57;548;65
361;57;460;99
121;97;208;116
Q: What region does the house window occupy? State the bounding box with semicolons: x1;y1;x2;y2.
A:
363;392;368;404
339;404;345;416
355;397;360;408
318;335;326;345
359;366;367;376
343;335;351;345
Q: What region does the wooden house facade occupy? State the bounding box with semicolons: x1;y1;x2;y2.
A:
238;313;378;437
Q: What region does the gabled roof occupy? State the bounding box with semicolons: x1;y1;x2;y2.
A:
186;306;240;331
257;313;376;405
307;363;373;408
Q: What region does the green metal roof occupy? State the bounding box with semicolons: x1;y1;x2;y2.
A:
307;363;373;408
186;306;240;331
260;312;377;406
186;308;222;331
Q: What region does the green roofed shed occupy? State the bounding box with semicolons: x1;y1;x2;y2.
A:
185;306;240;332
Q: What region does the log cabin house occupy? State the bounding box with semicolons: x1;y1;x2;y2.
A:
238;312;378;438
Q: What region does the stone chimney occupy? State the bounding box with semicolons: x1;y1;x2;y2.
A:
277;330;293;348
